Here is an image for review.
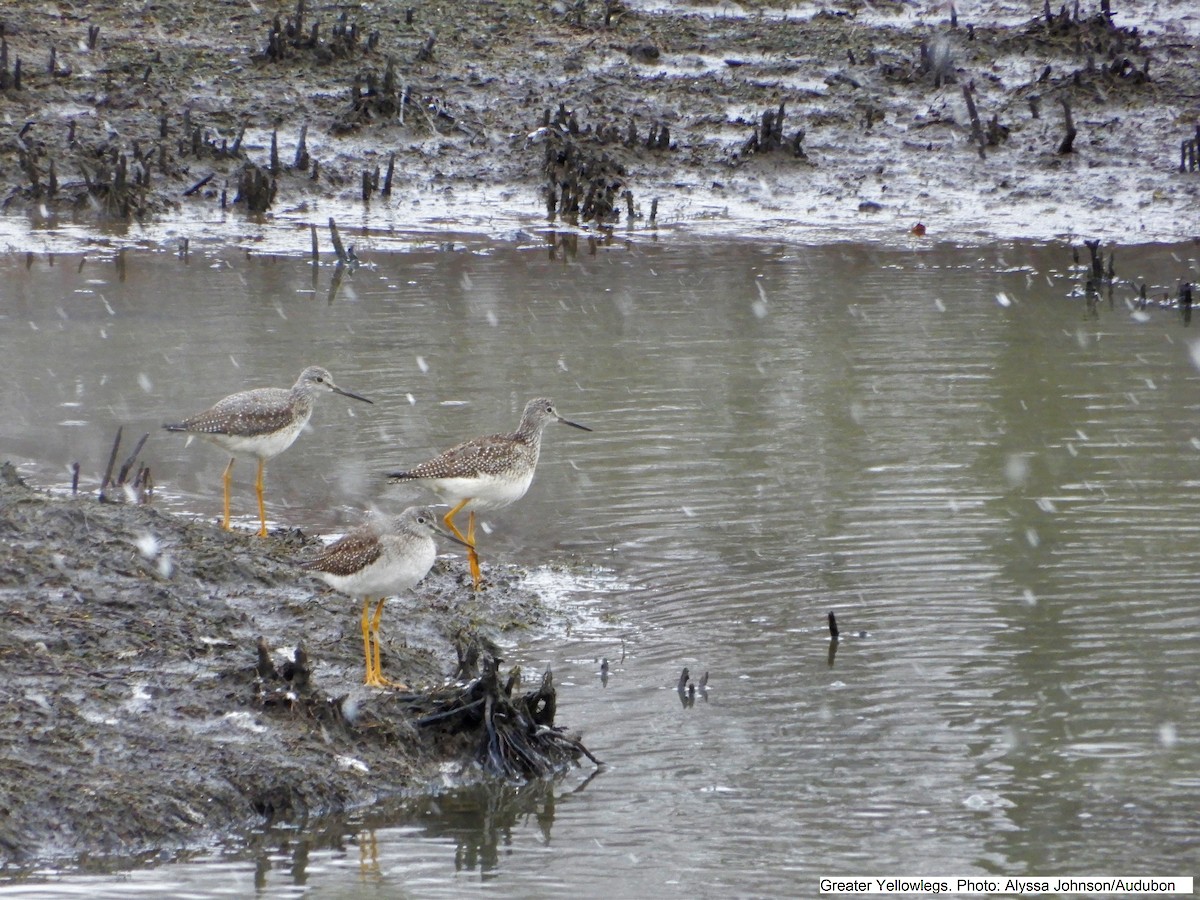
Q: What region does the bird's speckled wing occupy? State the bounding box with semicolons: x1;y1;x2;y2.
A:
300;527;383;577
165;387;297;437
393;433;525;480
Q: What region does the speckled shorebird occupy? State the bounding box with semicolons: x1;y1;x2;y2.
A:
301;506;468;688
163;366;372;537
386;397;592;590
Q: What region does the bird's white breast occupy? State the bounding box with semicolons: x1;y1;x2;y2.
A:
203;418;308;460
428;470;535;511
316;534;437;598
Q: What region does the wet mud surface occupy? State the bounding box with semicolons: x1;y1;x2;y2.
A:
0;464;584;872
0;0;1195;250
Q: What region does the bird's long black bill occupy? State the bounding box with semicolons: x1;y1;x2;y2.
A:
434;524;474;548
560;417;592;432
334;386;373;404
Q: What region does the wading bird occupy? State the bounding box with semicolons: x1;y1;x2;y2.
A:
386;397;591;589
301;506;468;688
164;366;371;536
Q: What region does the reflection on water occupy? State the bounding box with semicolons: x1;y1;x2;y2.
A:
256;777;596;892
0;778;589;898
2;236;1200;896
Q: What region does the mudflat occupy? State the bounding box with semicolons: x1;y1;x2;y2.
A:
0;0;1194;250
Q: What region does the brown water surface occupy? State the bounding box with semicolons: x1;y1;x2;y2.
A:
2;236;1198;895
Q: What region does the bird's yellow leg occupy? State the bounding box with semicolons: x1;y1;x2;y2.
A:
466;511;482;591
369;598;407;689
370;598;386;685
442;498;473;545
361;597;377;685
255;459;268;537
443;498;481;589
221;457;236;530
359;830;380;879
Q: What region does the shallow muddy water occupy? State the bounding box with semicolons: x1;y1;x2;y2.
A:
3;234;1200;895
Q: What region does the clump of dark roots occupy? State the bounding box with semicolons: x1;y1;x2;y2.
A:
253;631;600;782
413;647;601;780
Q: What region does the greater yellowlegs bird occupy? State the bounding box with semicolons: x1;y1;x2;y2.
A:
386;397;591;590
163;366;372;536
301;506;468;688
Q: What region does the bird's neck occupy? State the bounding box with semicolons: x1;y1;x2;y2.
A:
512;426;544;451
291;387;317;409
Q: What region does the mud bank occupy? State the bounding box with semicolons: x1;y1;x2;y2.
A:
0;464;589;872
0;0;1196;253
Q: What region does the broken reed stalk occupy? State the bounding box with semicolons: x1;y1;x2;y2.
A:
1085;240;1103;281
294;123;309;170
134;466;153;504
675;666;708;708
1058;98;1077;154
328;217;348;263
382;153;395;196
98;426;123;502
255;636;279;680
257;640;313;689
116;432;149;485
236;165;274;212
961;83;986;159
183;173;213;196
415;33;435;63
310;223;319;262
1180;134;1198;173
